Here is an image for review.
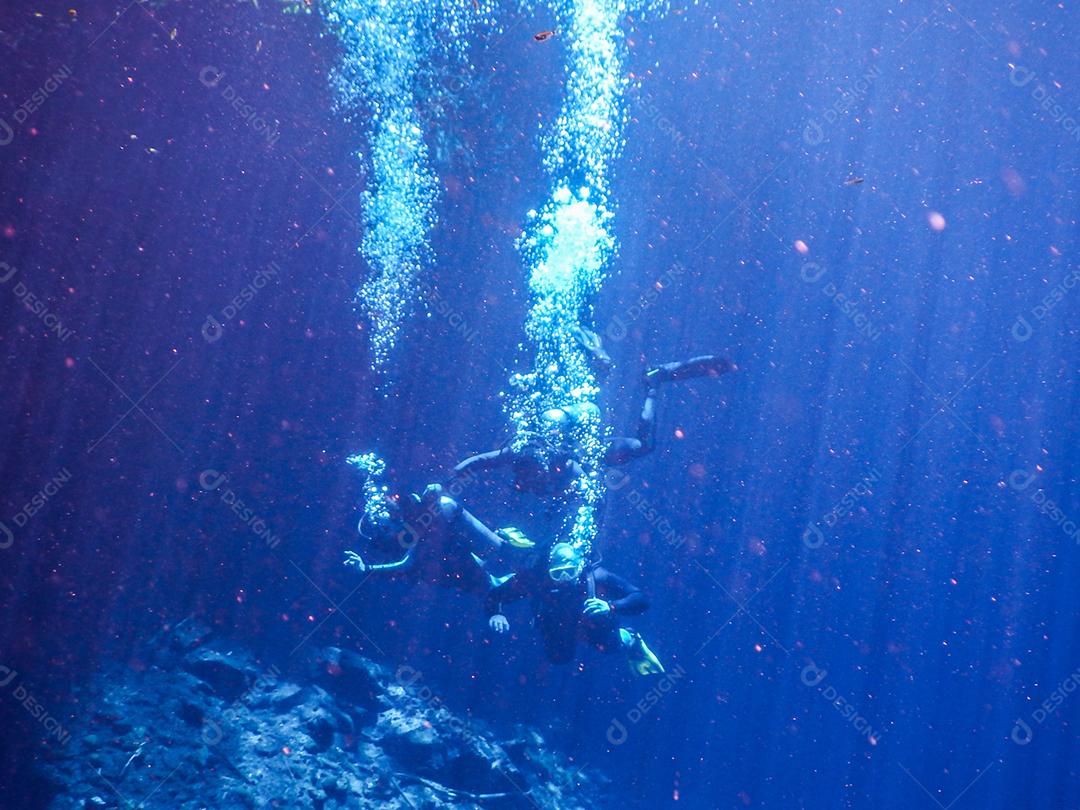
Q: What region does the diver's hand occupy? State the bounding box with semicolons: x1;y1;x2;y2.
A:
583;597;612;616
421;483;445;501
343;550;368;573
489;614;510;634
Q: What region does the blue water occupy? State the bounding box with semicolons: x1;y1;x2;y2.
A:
2;1;1079;808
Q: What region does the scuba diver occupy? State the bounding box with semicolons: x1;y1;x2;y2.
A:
451;404;589;497
343;483;534;594
486;542;665;675
453;353;736;493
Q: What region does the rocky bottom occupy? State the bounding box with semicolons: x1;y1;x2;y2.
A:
40;621;605;809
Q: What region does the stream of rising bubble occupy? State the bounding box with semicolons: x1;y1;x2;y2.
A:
327;0;665;557
322;0;495;372
508;0;666;558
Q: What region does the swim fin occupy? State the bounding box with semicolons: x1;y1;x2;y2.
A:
488;571;517;589
623;630;665;676
644;355;736;387
496;526;536;549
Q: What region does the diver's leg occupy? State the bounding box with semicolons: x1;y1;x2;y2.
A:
635;386;658;453
644;354;736;386
605;383;658;466
457;552;499;596
456;506;506;553
420;483;505;554
609;355;734;465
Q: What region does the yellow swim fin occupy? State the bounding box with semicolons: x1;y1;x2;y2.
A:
625;631;665;676
496;526;536;549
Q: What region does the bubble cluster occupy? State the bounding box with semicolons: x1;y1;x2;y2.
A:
346;451;390;525
507;0;666;557
541;1;629;195
322;0;496;371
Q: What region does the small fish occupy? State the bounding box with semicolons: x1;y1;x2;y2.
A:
844;177;864;186
533;30;556;42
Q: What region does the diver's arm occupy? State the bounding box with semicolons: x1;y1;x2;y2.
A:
453;447;513;477
369;552;415;573
593;567;649;615
419;483;515;554
343;549;416;575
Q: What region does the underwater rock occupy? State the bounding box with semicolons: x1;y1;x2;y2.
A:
41;627;604;809
169;617;214;653
308;645;385;711
181;647;257;702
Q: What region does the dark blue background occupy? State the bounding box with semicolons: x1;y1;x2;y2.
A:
1;1;1078;807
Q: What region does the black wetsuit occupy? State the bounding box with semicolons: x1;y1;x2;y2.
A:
406;516;490;594
454;441;582;496
454;362;698;490
358;486;507;595
485;562;649;664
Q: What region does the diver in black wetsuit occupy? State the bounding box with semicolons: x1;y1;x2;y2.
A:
450;407;587;497
485;542;664;675
343;484;534;595
454;354;736;494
